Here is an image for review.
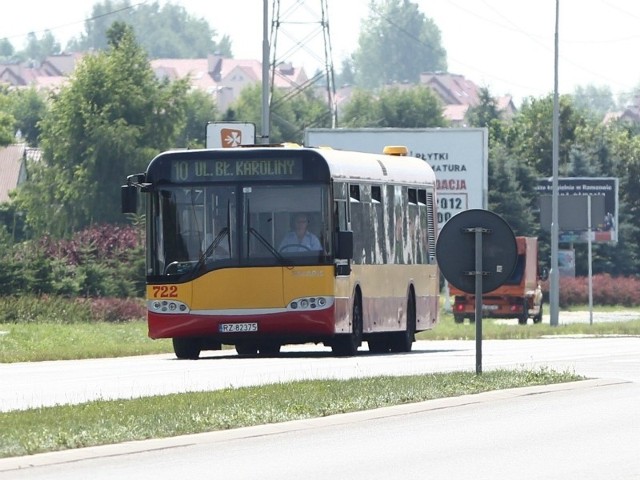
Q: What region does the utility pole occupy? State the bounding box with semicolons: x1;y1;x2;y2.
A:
550;0;560;326
261;0;270;144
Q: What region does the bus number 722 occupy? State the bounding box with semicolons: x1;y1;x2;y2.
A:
152;285;178;298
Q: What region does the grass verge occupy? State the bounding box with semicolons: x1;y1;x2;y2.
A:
0;322;172;363
0;368;582;458
2;310;640;362
418;314;640;340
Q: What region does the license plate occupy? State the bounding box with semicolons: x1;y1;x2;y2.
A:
482;305;498;310
219;322;258;333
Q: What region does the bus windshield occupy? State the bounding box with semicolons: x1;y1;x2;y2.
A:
147;183;331;277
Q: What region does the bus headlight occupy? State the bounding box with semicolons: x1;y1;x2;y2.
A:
286;296;333;311
147;300;190;314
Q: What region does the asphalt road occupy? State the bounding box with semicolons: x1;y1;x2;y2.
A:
1;310;639;479
1;335;639;479
2;326;640;413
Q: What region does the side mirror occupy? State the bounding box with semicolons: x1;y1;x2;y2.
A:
121;184;138;214
334;231;353;260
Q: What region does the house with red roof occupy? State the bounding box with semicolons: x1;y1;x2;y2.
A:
419;72;516;126
151;55;308;112
0;53;81;90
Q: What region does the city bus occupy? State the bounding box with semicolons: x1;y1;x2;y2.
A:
121;143;439;359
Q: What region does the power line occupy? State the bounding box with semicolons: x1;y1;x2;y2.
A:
3;1;148;44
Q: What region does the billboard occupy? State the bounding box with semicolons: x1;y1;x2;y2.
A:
536;177;618;243
305;128;488;231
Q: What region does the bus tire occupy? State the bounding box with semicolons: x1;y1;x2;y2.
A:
368;336;391;353
390;290;416;353
172;337;201;360
332;292;363;356
236;343;258;355
453;314;464;324
258;343;281;356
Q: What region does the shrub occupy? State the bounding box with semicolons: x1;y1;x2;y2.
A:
542;274;640;307
0;223;145;298
39;224;142;266
78;297;147;323
0;295;93;323
0;296;146;324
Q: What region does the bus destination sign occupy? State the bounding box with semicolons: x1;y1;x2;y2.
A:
171;158;303;182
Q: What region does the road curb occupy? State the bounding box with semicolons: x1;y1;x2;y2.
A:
0;378;624;473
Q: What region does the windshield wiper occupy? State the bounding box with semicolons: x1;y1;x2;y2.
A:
192;227;229;272
249;227;290;264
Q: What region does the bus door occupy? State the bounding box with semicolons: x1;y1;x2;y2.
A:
332;182;352;331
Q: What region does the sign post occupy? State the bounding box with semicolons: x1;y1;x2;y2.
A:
436;209;517;374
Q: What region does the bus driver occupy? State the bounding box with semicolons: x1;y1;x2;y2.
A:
279;213;322;252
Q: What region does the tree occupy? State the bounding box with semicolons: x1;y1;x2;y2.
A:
22;31;61;64
0;87;48;147
572;84;616;120
13;24;190;236
487;144;536;237
600;126;640;275
178;89;217;148
352;0;447;89
69;1;232;59
0;89;15;146
341;86;447;128
503;94;584;177
335;57;355;87
487;93;640;277
8;88;48;146
0;38;15;61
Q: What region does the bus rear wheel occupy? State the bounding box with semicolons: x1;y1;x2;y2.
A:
332;293;363;356
368;336;391;353
390;291;416;353
172;337;201;360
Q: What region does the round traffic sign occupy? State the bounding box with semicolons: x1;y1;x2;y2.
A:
436;209;517;294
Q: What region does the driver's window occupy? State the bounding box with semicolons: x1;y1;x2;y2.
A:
243;185;327;257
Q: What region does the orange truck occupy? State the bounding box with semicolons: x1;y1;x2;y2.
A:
449;236;544;325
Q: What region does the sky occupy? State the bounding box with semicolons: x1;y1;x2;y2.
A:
3;0;640;106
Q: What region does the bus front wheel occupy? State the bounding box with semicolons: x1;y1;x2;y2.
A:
332;293;363;356
258;343;281;356
236;343;258;355
172;337;201;360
